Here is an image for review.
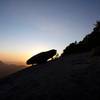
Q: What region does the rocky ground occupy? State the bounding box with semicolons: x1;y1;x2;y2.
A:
0;52;100;100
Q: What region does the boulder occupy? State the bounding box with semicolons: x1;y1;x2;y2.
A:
26;49;57;65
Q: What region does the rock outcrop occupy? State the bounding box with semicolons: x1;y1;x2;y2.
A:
26;49;57;65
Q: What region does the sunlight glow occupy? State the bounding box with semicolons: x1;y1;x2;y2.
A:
0;0;100;65
0;44;52;65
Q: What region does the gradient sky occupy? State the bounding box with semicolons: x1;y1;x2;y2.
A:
0;0;100;65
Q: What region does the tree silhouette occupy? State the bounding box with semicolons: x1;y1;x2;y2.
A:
62;21;100;56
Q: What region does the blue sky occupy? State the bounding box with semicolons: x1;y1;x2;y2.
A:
0;0;100;64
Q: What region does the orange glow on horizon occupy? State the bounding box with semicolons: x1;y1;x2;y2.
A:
0;45;52;65
0;52;29;65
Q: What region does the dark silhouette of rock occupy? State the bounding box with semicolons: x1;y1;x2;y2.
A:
26;49;57;65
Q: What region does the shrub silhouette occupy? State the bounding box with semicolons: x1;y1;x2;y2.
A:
82;21;100;50
26;49;57;65
62;21;100;56
62;41;77;55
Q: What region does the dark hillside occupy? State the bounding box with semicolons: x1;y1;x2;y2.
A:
0;22;100;100
62;21;100;56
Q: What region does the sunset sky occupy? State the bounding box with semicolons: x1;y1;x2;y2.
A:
0;0;100;65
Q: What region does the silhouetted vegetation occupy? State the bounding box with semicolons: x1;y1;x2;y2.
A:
62;21;100;56
26;49;57;66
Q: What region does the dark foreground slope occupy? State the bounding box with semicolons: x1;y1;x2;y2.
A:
0;52;100;100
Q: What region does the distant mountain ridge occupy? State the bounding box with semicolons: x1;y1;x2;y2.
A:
0;61;26;78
